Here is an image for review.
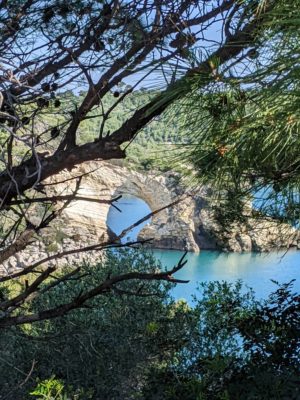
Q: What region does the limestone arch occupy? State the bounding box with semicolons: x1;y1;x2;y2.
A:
60;162;174;241
109;174;173;233
55;162;201;250
112;175;172;213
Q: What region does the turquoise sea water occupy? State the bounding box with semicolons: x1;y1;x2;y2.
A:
107;195;300;301
153;249;300;301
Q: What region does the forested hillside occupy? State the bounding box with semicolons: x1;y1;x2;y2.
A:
60;88;186;170
0;87;184;172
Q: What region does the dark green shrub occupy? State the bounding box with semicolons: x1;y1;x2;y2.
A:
142;281;300;400
0;251;299;400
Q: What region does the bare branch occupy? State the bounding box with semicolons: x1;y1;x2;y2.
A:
0;253;188;328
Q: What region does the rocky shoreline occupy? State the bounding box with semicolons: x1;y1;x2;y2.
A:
2;161;300;274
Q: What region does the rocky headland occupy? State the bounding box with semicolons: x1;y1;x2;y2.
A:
2;161;300;274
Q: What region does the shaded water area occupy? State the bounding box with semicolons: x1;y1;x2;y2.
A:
107;195;300;301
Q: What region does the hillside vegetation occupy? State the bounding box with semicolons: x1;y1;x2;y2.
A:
49;88;186;171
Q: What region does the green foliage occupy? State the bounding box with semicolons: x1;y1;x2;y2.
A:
1;85;183;173
0;249;299;400
30;376;93;400
42;89;187;172
30;377;67;400
142;280;300;400
0;249;187;399
169;0;300;225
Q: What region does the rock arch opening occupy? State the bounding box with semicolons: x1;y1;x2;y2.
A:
107;194;152;243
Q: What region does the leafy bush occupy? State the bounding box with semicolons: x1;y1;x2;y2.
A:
30;376;93;400
142;281;300;400
0;249;187;399
0;250;299;400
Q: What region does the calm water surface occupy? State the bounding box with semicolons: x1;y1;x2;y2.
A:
107;195;300;301
153;249;300;301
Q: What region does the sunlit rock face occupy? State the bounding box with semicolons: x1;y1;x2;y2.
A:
52;161;205;252
49;161;300;253
2;161;300;275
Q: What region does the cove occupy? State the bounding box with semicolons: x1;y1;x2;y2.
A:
107;195;300;301
153;249;300;301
